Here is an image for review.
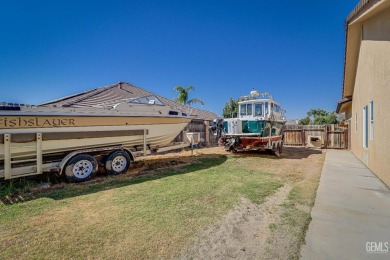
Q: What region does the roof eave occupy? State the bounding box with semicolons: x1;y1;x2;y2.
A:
342;0;390;99
336;97;352;113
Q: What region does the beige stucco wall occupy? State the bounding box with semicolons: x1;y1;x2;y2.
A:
349;6;390;186
342;102;352;120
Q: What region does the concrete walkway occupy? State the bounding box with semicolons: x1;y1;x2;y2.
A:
301;150;390;260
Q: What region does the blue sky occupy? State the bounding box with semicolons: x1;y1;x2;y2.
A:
0;0;358;119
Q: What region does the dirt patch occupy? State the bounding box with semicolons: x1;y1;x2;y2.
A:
180;185;292;259
174;146;325;259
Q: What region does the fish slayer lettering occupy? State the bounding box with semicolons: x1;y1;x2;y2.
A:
0;117;76;128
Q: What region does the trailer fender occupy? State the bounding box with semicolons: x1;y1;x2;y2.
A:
122;148;135;162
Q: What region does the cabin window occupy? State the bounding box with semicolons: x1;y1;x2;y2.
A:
223;121;228;133
370;101;374;140
246;104;252;115
363;106;368;148
240;104;252;116
281;109;286;118
254;103;263;116
240;104;245;116
169;111;179;116
0;105;21;111
265;102;269;115
182;113;187;116
242;120;264;134
273;104;280;113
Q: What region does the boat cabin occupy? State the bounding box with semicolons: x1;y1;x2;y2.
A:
238;100;284;120
238;91;285;121
222;91;286;136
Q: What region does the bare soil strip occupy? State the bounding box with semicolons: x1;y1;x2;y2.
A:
181;185;292;259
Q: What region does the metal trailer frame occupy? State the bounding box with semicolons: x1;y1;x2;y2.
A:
0;128;189;180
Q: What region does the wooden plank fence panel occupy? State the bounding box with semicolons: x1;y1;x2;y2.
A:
283;130;304;146
283;124;348;149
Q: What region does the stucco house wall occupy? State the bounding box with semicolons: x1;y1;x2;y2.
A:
347;4;390;186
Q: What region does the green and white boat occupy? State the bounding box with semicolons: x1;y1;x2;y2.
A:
214;90;286;153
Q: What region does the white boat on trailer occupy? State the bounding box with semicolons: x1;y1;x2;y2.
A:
0;96;191;182
212;90;286;154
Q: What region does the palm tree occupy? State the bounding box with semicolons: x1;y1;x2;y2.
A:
173;85;204;106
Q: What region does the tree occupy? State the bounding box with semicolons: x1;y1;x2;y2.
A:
307;109;328;118
298;116;311;125
222;98;238;118
173;85;204;106
299;108;339;125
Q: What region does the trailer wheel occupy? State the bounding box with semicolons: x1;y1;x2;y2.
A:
64;154;98;182
105;150;131;175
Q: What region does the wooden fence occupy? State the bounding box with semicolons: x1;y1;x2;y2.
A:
173;119;218;145
283;124;348;149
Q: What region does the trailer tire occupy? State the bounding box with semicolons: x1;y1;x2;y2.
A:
105;150;131;175
64;154;98;183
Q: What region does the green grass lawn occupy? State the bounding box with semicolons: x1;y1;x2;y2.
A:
0;155;283;259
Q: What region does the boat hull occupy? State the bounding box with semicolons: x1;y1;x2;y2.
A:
218;119;286;152
219;135;283;152
0;115;190;161
0;115;189;129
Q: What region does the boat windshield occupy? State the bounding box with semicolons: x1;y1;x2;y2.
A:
128;95;164;106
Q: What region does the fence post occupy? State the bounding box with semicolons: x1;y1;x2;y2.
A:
143;129;147;157
205;120;210;146
324;125;328;149
331;124;335;148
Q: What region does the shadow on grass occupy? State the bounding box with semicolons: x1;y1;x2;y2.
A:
1;155;228;205
227;146;323;160
281;146;323;159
